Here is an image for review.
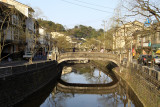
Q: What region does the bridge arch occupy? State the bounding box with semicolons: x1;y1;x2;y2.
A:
57;52;121;66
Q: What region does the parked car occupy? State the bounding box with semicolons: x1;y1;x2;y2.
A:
137;55;152;65
153;55;160;65
145;55;152;65
23;52;34;60
47;51;55;60
137;55;146;64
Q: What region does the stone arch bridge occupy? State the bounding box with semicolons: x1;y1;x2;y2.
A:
57;52;121;66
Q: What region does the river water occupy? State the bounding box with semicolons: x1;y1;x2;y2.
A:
15;62;143;107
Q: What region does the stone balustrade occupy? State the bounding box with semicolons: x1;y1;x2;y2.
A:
121;60;160;88
58;52;121;66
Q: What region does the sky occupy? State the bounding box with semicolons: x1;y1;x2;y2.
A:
16;0;122;30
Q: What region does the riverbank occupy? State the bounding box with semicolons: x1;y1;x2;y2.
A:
0;61;59;107
113;64;160;107
91;60;145;106
113;67;160;107
92;60;160;107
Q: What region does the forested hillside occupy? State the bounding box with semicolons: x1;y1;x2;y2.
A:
37;19;104;38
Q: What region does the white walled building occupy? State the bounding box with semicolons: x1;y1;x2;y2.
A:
51;32;73;43
0;1;28;59
39;27;46;45
0;0;36;54
113;21;143;53
39;27;51;53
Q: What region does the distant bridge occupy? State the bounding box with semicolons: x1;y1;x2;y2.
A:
57;52;121;66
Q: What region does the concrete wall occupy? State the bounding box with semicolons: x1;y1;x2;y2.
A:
0;61;59;107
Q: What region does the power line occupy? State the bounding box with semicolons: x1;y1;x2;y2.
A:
72;0;114;9
60;0;113;13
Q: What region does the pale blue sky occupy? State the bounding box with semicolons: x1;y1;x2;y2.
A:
17;0;121;29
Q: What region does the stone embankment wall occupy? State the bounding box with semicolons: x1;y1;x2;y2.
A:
117;60;160;107
62;67;72;75
0;61;59;107
122;61;160;87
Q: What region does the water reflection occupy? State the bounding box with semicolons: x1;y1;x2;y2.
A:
15;62;143;107
40;63;143;107
41;85;140;107
62;64;112;84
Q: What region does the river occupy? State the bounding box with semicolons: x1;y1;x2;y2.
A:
15;62;143;107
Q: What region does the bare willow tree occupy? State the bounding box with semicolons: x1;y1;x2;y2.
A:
121;0;160;56
123;0;160;24
0;3;27;61
52;36;72;53
26;19;40;64
112;17;144;61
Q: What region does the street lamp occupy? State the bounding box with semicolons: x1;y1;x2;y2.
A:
102;20;107;51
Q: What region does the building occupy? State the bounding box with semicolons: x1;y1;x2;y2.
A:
0;0;38;59
151;23;160;52
25;18;38;53
39;26;52;54
113;20;144;54
0;0;34;17
132;22;160;55
0;1;27;60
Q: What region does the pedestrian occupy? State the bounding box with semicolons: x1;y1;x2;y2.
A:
100;48;104;53
8;57;11;62
73;47;75;52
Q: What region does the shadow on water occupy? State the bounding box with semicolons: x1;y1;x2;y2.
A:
14;77;58;107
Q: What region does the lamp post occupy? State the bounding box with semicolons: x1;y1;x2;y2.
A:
131;40;133;62
102;20;107;51
121;21;125;63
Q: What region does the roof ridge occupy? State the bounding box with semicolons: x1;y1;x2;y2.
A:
9;0;31;8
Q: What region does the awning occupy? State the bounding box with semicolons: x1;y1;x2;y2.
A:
152;44;160;48
156;50;160;54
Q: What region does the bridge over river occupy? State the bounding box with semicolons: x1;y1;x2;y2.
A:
57;52;123;66
0;52;159;107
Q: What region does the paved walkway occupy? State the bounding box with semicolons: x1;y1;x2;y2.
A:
0;60;27;67
0;55;47;68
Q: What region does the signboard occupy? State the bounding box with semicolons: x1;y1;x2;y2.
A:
143;43;149;47
148;42;151;47
144;18;151;27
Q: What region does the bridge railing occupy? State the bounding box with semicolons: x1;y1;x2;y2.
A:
57;52;120;64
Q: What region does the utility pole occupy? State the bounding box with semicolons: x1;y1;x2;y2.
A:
102;20;107;51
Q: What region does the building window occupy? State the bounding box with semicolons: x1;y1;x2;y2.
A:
12;15;19;25
14;29;19;40
143;37;146;42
